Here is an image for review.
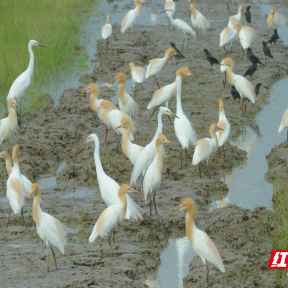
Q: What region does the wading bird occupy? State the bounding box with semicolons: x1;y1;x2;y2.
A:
111;73;138;118
247;48;264;66
121;0;146;35
164;0;176;31
89;184;140;257
219;21;241;53
188;0;210;39
128;62;145;98
238;21;256;59
267;8;287;36
102;15;112;48
216;98;230;153
145;47;180;92
267;29;279;45
29;183;67;272
147;66;195;118
174;76;198;169
192;123;222;178
172;198;225;283
228;5;245;29
219;58;256;116
204;49;220;68
115;118;143;165
84;134;143;225
245;6;251;26
143;134;174;216
243;62;257;78
263;41;274;59
6;145;25;225
0;99;20;145
94;100;134;146
7;40;45;113
278;108;288;141
81;83;103;121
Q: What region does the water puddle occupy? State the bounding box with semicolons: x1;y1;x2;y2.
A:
61;187;94;200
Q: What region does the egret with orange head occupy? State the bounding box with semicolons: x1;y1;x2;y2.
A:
228;5;245;29
102;15;112;48
267;8;287;36
128;62;145;98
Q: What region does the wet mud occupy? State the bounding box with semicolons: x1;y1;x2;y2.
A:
1;0;288;286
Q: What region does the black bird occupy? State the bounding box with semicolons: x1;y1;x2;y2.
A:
204;48;220;67
267;29;279;46
263;41;274;59
245;6;251;25
231;86;240;101
254;83;262;97
247;48;265;66
170;42;185;61
243;62;257;78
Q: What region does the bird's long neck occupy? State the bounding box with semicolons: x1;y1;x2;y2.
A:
210;130;219;150
122;125;132;157
135;3;142;16
176;86;184;114
119;193;128;222
27;42;35;76
163;51;173;68
226;67;235;87
154;140;164;171
93;138;105;178
186;211;195;244
153;111;164;142
32;192;41;224
219;106;225;119
8;106;18;132
118;81;126;101
5;156;12;175
90;93;98;110
190;3;197;18
12;149;19;168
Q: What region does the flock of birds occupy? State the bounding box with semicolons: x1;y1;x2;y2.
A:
1;0;288;284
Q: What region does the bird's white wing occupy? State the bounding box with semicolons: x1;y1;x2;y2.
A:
0;118;8;142
147;82;176;109
98;174;120;207
21;174;32;198
38;212;67;254
125;194;144;220
193;227;225;272
196;11;210;32
145;58;163;78
192;138;213;165
132;66;146;83
143;164;156;202
7;172;24;214
174;19;195;36
219;28;235;46
234;74;255;103
121;10;137;33
275;13;287;25
128;94;138;117
102;23;112;39
278;108;288;133
129;144;143;165
7;71;31;100
239;27;255;49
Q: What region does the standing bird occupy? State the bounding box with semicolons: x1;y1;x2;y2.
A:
188;0;210;39
228;5;245;29
84;134;143;222
170;42;185;62
216;98;230;153
167;14;196;50
192;123;223;178
172;198;225;283
29;184;67;272
115;118;143;165
0;98;20;145
130;107;178;191
267;8;287;36
7;40;45;112
174;76;198;169
81;83;103;121
245;6;251;26
267;29;279;46
89;184;140;258
278;108;288;141
219;58;256;116
128;62;145;98
220;64;228;88
147;66;195;117
121;0;146;35
243;62;257;78
6;145;25;225
247;48;265;66
204;49;220;68
164;0;176;31
111;73;138;118
94;100;134;146
102;15;112;49
143;134;174;216
263;41;274;59
238;21;256;60
230;86;240;101
219;21;241;53
145;47;180;92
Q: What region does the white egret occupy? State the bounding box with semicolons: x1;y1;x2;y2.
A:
0;98;20;145
192;123;222;178
228;5;245;29
102;15;112;48
7;40;45;112
174;76;198;169
29;183;67;272
219;21;241;53
164;0;176;31
267;8;287;35
111;72;138;118
128;62;145;98
143;134;174;216
278;108;288;141
238;21;256;59
89;184;140;257
173;198;225;283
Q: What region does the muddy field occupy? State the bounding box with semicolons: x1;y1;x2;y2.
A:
1;0;288;287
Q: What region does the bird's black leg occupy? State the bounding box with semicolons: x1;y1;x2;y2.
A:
180;148;182;170
153;194;159;216
155;76;161;89
98;240;103;258
112;227;116;243
21;207;25;225
287;130;288;142
149;194;152;216
50;246;58;270
7;206;12;227
181;40;185;51
206;162;211;179
47;246;50;273
149;105;160;121
244;101;247;115
206;262;209;283
185;148;188;167
199;162;201;178
223;45;227;54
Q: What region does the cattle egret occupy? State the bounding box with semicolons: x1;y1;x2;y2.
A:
102;15;112;48
278;108;288;141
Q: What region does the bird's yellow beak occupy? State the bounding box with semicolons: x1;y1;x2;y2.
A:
172;204;185;211
129;188;141;194
168;111;179;119
83;137;90;144
165;139;175;145
29;189;36;198
188;72;195;77
93;105;101;111
115;123;125;130
176;52;181;56
13;102;21;107
111;77;120;83
217;127;224;131
81;87;91;94
218;63;226;67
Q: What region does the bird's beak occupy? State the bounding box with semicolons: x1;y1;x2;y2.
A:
172;204;185;211
111;77;120;83
29;189;36;198
176;52;182;56
36;43;45;48
218;63;226;67
165;139;175;145
13;102;21;107
129;188;141;194
81;88;91;94
83;137;90;144
93;105;101;111
188;72;195;77
217;127;224;131
115;123;125;130
158;10;166;14
0;153;4;158
168;111;179;119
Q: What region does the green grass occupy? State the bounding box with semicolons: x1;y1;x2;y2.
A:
0;0;93;114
